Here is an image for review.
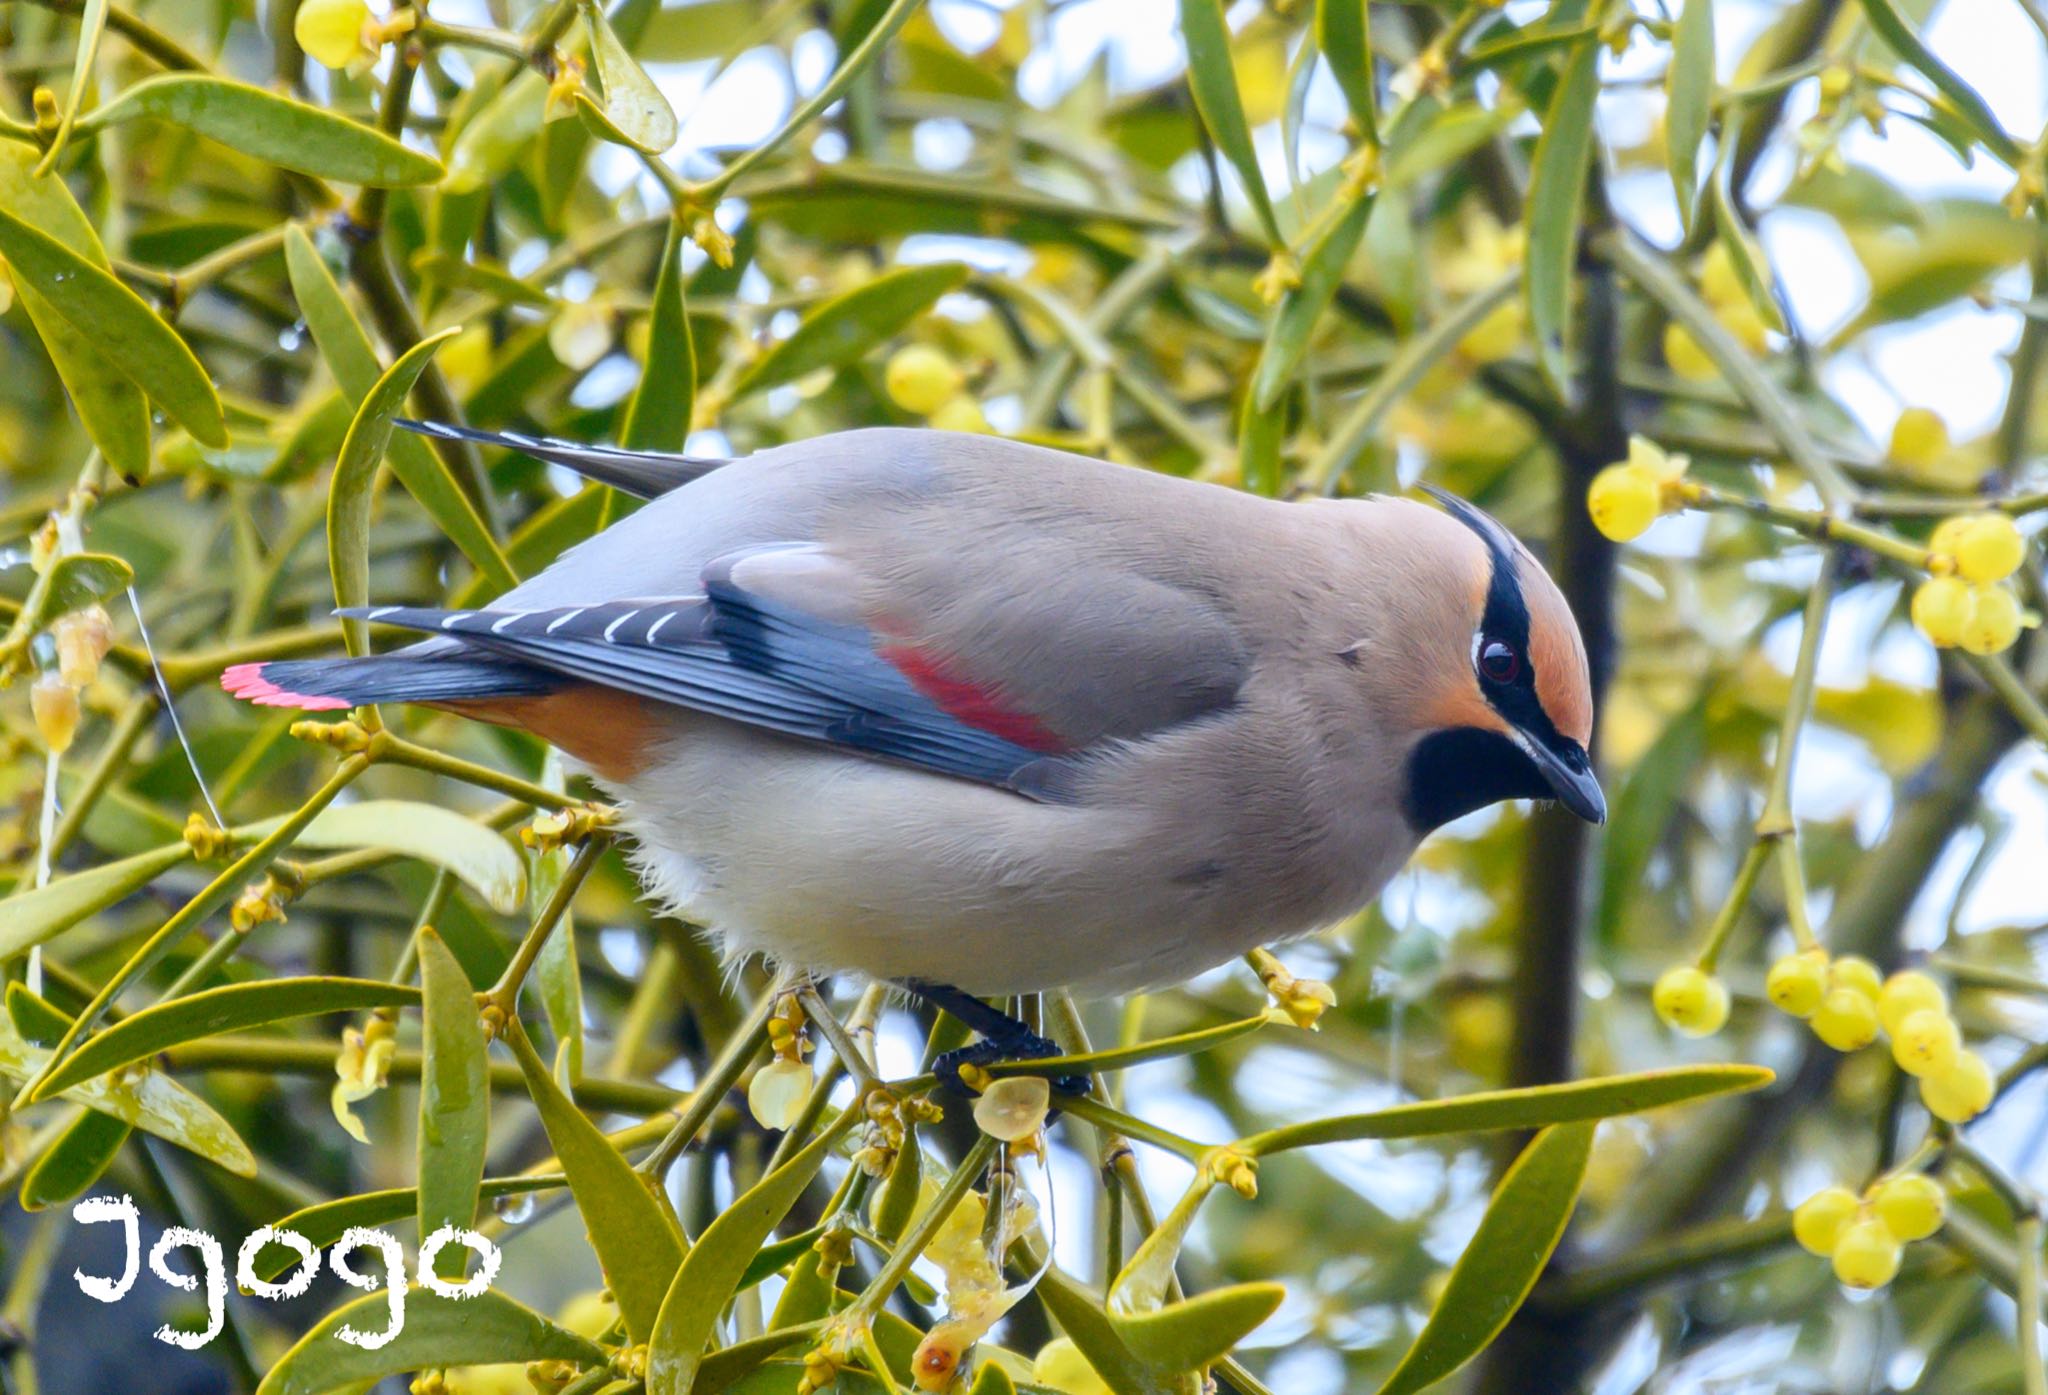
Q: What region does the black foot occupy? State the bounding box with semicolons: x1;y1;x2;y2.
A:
903;980;1089;1098
932;1032;1089;1098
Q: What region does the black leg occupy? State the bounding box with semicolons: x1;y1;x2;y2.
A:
901;981;1088;1097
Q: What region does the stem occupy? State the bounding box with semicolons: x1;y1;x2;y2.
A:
374;733;580;809
1759;550;1840;836
641;989;777;1180
483;839;603;1014
2022;1215;2048;1395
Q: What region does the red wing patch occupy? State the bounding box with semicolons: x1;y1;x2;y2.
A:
875;645;1067;753
220;663;352;710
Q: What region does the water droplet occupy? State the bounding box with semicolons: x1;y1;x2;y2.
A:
278;323;306;351
492;1190;535;1224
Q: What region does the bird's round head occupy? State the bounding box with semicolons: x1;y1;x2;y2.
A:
1392;487;1603;833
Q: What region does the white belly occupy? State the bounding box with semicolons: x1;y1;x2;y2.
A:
593;714;1412;997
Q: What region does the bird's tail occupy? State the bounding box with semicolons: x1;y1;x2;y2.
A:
221;655;559;710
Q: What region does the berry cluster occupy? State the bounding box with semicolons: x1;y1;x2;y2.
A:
1909;513;2034;655
1767;961;1993;1123
1588;436;1692;543
1793;1173;1946;1290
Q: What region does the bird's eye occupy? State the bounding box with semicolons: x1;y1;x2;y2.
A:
1479;639;1521;685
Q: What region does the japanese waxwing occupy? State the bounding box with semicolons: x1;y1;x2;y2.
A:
225;426;1600;1055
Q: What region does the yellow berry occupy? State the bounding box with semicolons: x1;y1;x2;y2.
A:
884;345;965;416
1888;408;1950;468
1663;322;1718;380
1765;949;1830;1019
1652;965;1730;1037
1871;1174;1946;1242
1890;1007;1961;1078
294;0;371;69
1911;576;1975;648
1920;1049;1994;1123
1792;1185;1859;1256
1830;955;1883;1003
1810;986;1879;1052
30;673;79;753
1587;464;1662;543
1952;513;2026;584
555;1290;617;1340
1831;1217;1902;1289
1959;585;2023;655
1877;970;1947;1035
928;395;991;434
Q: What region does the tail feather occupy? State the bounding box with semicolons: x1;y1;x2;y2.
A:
395;419;724;499
222;656;559;710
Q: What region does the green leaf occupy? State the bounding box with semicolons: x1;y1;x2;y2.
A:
1523;39;1599;394
621;218;696;452
987;1015;1270;1080
273;799;527;913
969;1362;1019;1395
0;551;136;668
7;985;73;1045
580;3;679;154
329;328;464;656
1238;386;1286;498
731;261;971;400
1241;1064;1772;1154
1314;0;1377;143
418;929;490;1277
647;1117;852;1395
1709;123;1786;333
1665;0;1714;232
1252;191;1374;411
506;1020;684;1345
20;1108;131;1211
255;1288;605;1395
1177;0;1282;246
1111;1174;1216;1316
1032;1257;1174;1395
82;75;444;185
446;70;549;194
0;1013;255;1176
0;204;225;447
1374;1122;1594;1395
284;228;516;593
0;843;191;961
34;977;420;1097
693;1322;829;1395
1111;1282;1284;1373
256;1175;562;1282
35;0;110;175
1857;0;2020;164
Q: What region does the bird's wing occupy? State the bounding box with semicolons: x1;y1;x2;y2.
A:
346;541;1249;799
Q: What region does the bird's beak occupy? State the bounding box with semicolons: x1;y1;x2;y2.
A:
1520;736;1606;824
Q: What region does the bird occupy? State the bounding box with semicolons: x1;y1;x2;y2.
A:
223;423;1603;1080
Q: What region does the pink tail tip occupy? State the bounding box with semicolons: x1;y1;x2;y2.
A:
219;663;351;711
